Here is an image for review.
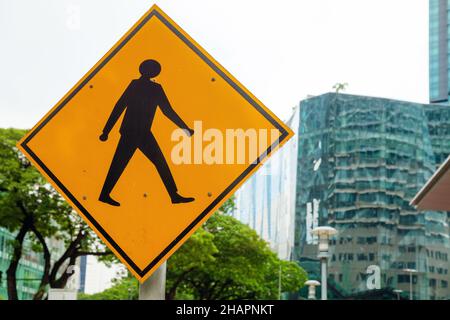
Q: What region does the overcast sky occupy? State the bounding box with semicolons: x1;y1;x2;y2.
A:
0;0;429;129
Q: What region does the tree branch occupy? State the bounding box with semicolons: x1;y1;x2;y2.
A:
49;229;84;286
51;254;78;289
6;218;31;300
30;225;51;300
75;251;112;257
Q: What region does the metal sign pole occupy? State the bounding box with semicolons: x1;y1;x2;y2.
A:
409;273;413;300
139;262;166;300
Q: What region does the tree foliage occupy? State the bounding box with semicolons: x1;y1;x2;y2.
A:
78;276;139;300
167;210;307;299
81;198;307;300
0;128;112;300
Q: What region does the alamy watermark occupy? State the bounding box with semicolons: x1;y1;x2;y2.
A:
170;121;280;166
366;265;381;290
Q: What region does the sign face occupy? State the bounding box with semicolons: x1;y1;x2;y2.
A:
18;5;293;282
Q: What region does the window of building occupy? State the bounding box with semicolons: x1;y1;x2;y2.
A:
429;279;437;287
357;254;367;261
407;262;416;269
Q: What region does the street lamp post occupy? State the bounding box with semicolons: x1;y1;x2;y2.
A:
304;280;321;300
393;289;403;300
311;226;338;301
402;268;417;300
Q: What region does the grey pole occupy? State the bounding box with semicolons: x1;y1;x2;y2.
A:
402;269;416;300
311;226;337;301
409;273;413;300
139;262;166;300
320;257;327;300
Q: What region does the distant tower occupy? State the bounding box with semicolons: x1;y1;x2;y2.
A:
78;255;87;293
430;0;450;103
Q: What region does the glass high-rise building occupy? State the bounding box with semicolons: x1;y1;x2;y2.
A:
234;107;299;261
233;93;450;300
430;0;443;102
430;0;450;103
296;93;449;300
0;227;70;300
428;1;450;247
0;227;46;300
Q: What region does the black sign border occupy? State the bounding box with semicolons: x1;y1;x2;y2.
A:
21;8;289;278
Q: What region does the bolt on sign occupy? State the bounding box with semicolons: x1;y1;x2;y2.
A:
17;5;294;282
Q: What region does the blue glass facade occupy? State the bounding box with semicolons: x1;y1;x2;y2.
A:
0;227;45;300
234;93;450;299
234;107;299;260
296;93;449;300
429;0;450;103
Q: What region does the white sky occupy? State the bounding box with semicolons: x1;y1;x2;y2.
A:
83;256;126;294
0;0;429;128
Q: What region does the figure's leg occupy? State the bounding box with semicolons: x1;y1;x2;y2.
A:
139;137;194;204
99;136;136;206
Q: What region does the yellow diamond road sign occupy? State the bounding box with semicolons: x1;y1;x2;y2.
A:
18;5;293;282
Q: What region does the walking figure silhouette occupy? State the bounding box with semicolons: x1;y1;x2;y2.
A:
98;59;195;207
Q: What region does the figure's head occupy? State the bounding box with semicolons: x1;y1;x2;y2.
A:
139;59;161;78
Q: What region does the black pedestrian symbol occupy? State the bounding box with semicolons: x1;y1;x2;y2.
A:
98;59;195;207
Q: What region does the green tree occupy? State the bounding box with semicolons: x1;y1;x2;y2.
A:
81;197;307;300
333;82;348;93
78;275;139;300
174;212;307;300
0;128;113;300
166;226;218;299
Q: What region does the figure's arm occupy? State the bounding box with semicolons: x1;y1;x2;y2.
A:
100;83;131;141
159;87;193;136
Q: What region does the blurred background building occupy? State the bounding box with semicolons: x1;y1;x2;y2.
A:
0;227;47;300
0;227;120;299
233;93;450;300
429;0;448;103
0;228;79;299
234;107;299;261
295;93;449;300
